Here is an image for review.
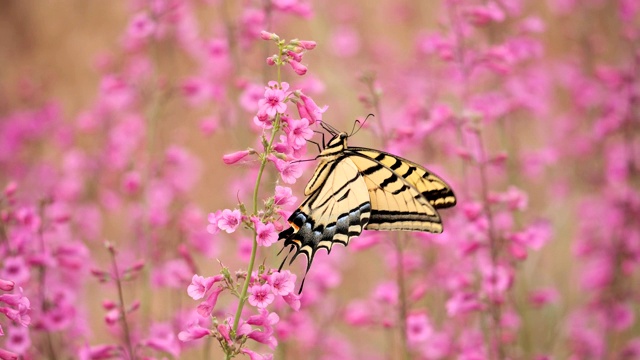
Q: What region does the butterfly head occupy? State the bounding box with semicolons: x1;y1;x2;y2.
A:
325;132;349;152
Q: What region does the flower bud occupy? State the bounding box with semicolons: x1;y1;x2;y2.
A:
260;31;278;41
288;60;307;76
223;150;251;165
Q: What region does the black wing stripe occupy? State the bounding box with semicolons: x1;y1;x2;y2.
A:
379;173;399;189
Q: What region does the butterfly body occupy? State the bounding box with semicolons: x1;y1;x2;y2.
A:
278;131;456;283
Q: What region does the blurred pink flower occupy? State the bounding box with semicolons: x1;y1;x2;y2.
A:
5;326;29;355
462;2;505;26
446;292;483;317
0;257;29;288
0;279;14;292
241;348;274;360
128;12;156;39
406;312;433;345
140;323;180;358
178;322;212;342
239;83;265;112
0;348;18;360
529;287;560;308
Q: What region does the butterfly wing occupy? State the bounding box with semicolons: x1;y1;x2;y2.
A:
278;155;371;274
345;147;457;233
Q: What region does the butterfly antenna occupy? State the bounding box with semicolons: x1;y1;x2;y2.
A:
350;114;374;137
319;120;338;136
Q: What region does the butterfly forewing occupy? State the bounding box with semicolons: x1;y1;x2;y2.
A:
349;148;457;209
347;152;443;232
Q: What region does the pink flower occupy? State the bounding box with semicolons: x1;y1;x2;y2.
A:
248;329;278;349
0;289;30;309
286;118;313;149
0;348;18;360
217;209;242;233
78;344;120;360
268;270;296;296
605;302;635;331
296;93;329;125
197;287;224;317
373;282;399;305
446;292;483;317
247;308;280;329
462;2;505;26
274;186;297;206
254;111;274;129
272;158;303;184
239;83;264;112
248;284;275;309
181;76;213;106
481;264;513;299
288;59;307;75
0;304;30;327
529;288;559;308
223;150;251;165
139;323;180;358
0;279;14;292
5;326;30;355
178;322;212;342
296;40;317;50
128;12;155;39
241;348;274;360
406;312;433;344
255;220;278;247
283;292;301;311
330;27;360;58
1;257;30;286
260;31;278;41
207;210;222;234
345;301;372;326
258;85;287;118
187;274;223;300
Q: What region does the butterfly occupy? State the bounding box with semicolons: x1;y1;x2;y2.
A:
278;121;457;291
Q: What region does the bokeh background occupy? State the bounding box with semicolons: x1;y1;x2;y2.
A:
1;0;639;359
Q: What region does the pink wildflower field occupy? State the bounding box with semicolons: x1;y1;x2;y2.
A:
1;1;639;359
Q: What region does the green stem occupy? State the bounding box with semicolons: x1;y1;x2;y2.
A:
227;121;279;360
226;43;284;360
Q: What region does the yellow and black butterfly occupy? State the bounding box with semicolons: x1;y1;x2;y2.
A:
278;121;456;290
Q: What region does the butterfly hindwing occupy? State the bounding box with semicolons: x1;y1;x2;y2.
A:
279;156;371;272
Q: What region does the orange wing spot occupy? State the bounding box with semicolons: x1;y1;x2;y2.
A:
289;221;300;232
